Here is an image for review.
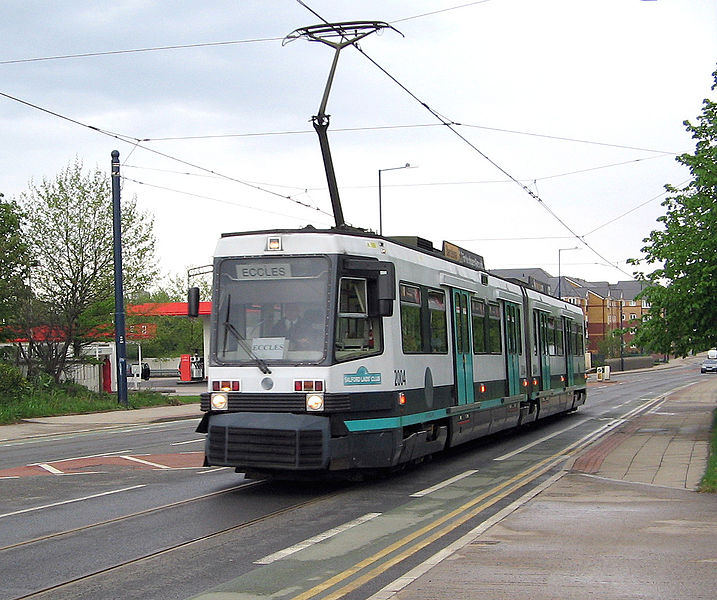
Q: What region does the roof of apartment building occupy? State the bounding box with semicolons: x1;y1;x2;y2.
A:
490;269;650;302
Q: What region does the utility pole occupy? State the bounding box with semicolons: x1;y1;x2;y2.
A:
111;150;128;407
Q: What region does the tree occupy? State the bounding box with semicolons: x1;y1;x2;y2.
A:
630;68;717;356
0;194;32;333
597;330;623;360
16;160;158;380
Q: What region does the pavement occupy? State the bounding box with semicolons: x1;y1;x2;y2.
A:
1;366;716;599
385;367;717;600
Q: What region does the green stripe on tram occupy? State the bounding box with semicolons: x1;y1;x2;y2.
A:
344;398;510;432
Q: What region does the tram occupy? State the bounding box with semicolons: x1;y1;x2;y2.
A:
192;228;587;478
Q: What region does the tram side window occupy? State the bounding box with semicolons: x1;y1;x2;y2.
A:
428;290;448;353
556;320;564;355
335;277;383;362
471;299;487;354
547;317;557;355
575;324;585;355
400;284;448;354
400;284;422;353
487;303;502;354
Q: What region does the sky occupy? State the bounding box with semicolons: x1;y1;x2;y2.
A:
2;0;716;286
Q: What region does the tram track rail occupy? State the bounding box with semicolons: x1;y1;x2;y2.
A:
0;480;261;554
2;371;698;600
3;479;353;600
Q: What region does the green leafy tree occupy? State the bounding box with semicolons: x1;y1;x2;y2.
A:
16;160;158;381
597;330;623;359
630;68;717;356
0;194;32;334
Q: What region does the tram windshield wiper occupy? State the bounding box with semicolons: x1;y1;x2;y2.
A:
223;297;272;375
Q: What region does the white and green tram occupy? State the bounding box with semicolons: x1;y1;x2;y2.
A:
193;228;587;477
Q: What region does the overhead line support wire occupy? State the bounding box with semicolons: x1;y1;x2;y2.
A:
121;176;333;222
0;36;284;65
0;89;327;214
350;46;634;278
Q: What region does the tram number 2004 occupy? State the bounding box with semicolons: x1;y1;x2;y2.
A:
394;369;407;386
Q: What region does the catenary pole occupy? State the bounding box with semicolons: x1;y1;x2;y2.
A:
111;150;128;407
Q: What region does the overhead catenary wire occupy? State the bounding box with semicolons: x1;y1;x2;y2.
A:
139;122;680;156
391;0;495;24
347;47;636;278
0;36;284;65
0;2;493;66
582;180;689;237
0;90;331;218
121;176;334;224
290;0;656;279
2;3;678;275
353;45;634;275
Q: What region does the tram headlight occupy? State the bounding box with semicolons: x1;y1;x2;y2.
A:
306;393;324;412
211;392;229;410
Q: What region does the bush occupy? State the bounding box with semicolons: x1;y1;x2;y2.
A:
0;362;29;401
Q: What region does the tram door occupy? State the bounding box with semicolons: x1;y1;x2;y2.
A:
534;311;551;391
451;289;474;405
504;302;521;396
564;318;575;386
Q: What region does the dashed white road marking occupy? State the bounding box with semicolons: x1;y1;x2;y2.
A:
0;485;146;520
255;513;382;565
36;463;64;475
410;470;479;497
171;439;205;446
121;455;172;469
494;418;589;461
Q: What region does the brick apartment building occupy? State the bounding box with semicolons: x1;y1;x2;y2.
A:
490;268;650;355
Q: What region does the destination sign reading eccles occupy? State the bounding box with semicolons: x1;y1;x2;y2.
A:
235;264;292;279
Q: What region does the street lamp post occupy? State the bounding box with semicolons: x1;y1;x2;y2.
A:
557;246;580;298
378;163;413;235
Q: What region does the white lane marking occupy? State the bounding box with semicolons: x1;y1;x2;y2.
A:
0;485;146;520
496;391;675;463
410;470;479;498
197;467;231;474
171;439;205;446
367;471;566;600
30;450;133;465
0;418;201;447
255;513;382;565
494;418;589;461
36;463;64;474
121;455;171;469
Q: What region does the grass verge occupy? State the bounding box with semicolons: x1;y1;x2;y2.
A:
0;380;198;426
698;408;717;493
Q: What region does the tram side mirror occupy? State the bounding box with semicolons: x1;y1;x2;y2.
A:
188;287;200;318
376;267;395;317
342;258;395;318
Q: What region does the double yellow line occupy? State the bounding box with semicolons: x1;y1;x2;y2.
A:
293;391;680;600
292;432;601;600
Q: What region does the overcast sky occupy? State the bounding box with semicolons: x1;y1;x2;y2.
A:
2;0;716;285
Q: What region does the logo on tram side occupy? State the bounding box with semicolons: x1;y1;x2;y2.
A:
343;366;382;386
